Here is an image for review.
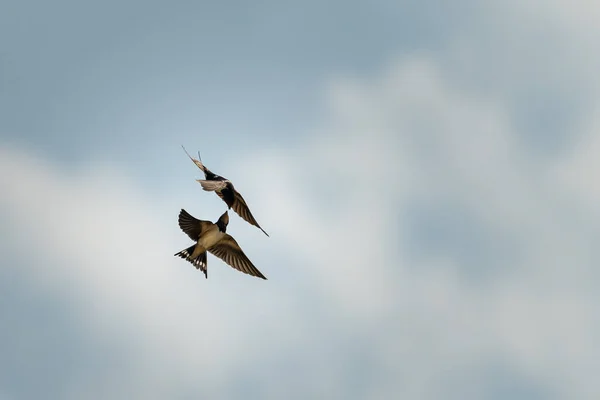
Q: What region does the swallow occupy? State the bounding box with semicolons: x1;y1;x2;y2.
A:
181;146;269;237
174;209;267;280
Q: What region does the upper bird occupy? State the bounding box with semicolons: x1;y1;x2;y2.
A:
182;146;269;237
174;208;267;280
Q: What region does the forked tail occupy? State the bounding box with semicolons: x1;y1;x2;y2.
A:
174;245;208;278
181;145;207;174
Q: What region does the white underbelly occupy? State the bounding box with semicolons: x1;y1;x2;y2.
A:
199;227;225;249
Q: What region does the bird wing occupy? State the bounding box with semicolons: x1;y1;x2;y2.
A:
196;179;235;209
208;235;267;279
178;209;213;241
196;179;269;236
196;179;228;192
231;189;269;237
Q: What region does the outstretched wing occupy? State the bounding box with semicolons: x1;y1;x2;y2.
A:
196;179;235;209
178;209;213;241
195;178;269;237
197;179;228;192
208;235;267;279
231;190;269;237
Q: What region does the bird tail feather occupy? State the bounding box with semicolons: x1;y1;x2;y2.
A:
181;145;207;173
174;245;208;278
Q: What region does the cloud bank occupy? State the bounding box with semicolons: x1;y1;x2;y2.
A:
2;0;600;399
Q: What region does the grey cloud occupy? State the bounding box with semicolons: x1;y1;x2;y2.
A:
2;0;600;398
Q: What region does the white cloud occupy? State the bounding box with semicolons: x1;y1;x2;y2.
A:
554;106;600;216
234;49;600;398
2;0;600;398
0;146;279;398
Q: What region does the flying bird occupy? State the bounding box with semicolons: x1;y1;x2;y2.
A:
182;146;269;237
174;208;267;280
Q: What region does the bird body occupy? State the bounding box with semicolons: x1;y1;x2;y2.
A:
182;146;269;236
174;208;266;280
196;224;225;250
187;227;224;259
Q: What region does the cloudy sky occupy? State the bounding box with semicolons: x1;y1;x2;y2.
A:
1;1;600;399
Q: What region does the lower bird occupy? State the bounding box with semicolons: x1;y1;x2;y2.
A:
174;208;267;280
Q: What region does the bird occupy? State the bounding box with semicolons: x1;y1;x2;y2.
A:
174;208;267;280
181;146;269;237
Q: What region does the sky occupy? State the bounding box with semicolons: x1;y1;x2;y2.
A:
1;1;600;399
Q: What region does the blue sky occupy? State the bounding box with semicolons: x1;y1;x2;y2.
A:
1;1;600;399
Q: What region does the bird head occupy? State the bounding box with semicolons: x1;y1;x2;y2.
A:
216;210;229;232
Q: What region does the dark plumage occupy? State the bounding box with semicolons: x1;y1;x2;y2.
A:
182;146;269;236
174;209;267;280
